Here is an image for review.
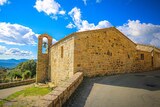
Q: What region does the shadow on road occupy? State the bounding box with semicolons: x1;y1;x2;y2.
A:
63;70;160;107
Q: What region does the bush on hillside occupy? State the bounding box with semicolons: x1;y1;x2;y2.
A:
16;60;36;77
6;59;36;81
22;70;32;80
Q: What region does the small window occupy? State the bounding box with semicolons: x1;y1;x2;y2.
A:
128;54;130;59
107;50;112;56
140;54;144;60
61;46;63;58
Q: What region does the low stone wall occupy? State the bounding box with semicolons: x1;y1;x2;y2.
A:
34;72;83;107
0;79;35;89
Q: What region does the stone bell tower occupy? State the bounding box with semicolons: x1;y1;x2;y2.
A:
36;34;52;83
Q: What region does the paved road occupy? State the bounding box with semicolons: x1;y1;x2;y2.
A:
0;84;33;100
63;70;160;107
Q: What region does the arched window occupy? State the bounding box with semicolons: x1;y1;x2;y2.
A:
42;37;48;54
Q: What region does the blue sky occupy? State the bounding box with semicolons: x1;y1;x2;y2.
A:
0;0;160;59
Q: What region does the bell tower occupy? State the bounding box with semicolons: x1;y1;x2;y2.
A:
36;34;52;83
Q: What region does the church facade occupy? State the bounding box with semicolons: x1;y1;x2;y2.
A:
36;27;160;84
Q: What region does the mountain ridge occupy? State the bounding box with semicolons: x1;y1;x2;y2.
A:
0;59;37;68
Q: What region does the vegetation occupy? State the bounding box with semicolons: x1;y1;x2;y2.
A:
0;86;52;106
0;60;36;83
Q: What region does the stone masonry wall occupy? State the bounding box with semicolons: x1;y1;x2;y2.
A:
34;72;83;107
47;27;159;83
0;79;35;89
50;35;74;85
154;51;160;69
36;34;52;83
135;50;152;72
74;28;138;76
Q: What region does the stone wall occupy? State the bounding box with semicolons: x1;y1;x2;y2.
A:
36;34;52;83
34;72;83;107
37;27;160;84
136;44;160;71
50;35;74;85
153;51;160;69
135;50;152;72
0;79;35;89
74;28;138;76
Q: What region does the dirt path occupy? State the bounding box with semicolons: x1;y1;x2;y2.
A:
63;70;160;107
0;84;33;100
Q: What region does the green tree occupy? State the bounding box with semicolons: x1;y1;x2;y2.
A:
22;70;32;80
7;69;22;80
15;60;36;77
7;60;36;81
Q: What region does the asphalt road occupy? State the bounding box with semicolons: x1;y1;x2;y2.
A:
63;70;160;107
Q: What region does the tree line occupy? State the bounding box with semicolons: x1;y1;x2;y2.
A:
0;60;36;83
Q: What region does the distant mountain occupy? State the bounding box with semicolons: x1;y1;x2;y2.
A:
0;59;36;68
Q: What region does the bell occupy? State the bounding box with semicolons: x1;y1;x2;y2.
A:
43;42;47;48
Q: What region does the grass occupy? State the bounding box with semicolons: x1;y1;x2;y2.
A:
0;86;52;106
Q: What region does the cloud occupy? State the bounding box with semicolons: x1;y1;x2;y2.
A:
52;38;57;44
68;7;81;28
79;20;112;31
0;22;57;46
67;8;160;48
96;0;102;3
66;22;76;29
42;36;56;43
0;45;32;56
34;0;65;19
82;0;87;5
0;45;7;54
67;7;112;31
5;48;32;56
59;10;66;15
117;20;160;47
0;0;8;6
0;22;39;45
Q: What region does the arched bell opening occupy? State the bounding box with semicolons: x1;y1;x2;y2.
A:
42;37;48;54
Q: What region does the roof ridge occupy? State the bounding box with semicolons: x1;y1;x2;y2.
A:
137;44;160;50
51;27;114;47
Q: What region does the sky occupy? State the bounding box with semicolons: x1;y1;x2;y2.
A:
0;0;160;59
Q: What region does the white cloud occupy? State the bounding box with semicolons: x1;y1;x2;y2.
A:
66;22;76;29
5;48;32;56
68;7;82;28
42;37;57;44
0;45;7;54
0;22;57;46
83;0;87;5
96;0;102;3
67;7;112;31
0;22;39;45
0;45;32;56
117;20;160;47
34;0;60;15
34;0;65;19
78;20;112;31
67;8;160;48
0;0;8;6
96;20;112;28
52;38;57;44
59;10;66;15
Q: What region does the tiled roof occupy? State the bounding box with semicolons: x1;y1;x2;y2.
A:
136;44;160;53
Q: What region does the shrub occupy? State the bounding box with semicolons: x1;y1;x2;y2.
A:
16;60;36;77
7;69;22;80
22;70;32;80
